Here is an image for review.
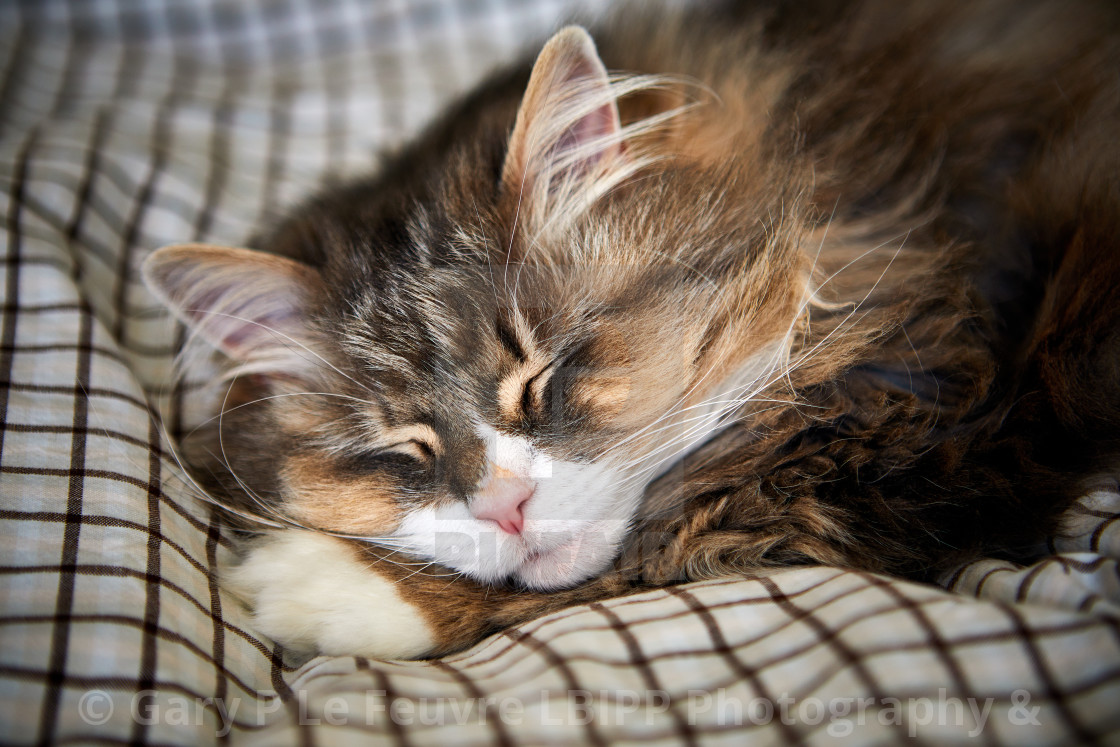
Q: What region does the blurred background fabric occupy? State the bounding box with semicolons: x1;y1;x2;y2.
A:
1;0;1119;743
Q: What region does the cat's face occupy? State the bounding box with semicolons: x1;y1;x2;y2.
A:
144;27;808;590
305;254;776;590
330;267;703;589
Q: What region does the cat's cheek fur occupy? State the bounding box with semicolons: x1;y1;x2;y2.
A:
223;531;436;660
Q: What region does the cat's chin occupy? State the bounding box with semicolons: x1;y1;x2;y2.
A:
510;529;621;590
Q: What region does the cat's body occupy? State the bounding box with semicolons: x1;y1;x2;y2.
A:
144;0;1120;658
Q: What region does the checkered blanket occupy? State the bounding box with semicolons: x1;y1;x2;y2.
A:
2;1;1119;744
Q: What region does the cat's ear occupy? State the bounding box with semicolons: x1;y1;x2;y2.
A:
142;243;325;376
501;26;624;222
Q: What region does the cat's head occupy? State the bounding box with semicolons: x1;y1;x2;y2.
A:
144;27;810;590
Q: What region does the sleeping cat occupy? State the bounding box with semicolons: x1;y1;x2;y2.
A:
143;0;1120;659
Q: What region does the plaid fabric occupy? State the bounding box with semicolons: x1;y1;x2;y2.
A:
1;0;1118;744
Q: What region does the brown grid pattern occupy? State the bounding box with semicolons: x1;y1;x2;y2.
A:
0;1;1118;744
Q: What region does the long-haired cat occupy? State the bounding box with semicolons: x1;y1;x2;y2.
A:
143;0;1120;659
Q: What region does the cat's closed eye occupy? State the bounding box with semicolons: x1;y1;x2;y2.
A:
494;317;527;361
362;425;443;468
497;358;558;424
520;361;556;418
378;439;437;463
349;450;428;479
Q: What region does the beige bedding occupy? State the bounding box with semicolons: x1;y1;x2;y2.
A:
1;1;1118;743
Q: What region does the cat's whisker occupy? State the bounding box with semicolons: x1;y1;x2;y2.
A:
355;545;465;579
89;364;294;533
775;196;840;393
784;233;911;376
165;470;290;530
611;406;754;479
603;393;799;470
356;554;462;579
610;403;797;494
397;564;464;582
312;532;408;545
762;228;912;399
475;205;513;338
642;291;780;446
210;380;331;532
599;339;787;461
206;439;302;530
808;227;918;308
184;309;379;398
609;393;765;477
181;390;376;442
633;393;808;435
132;354;297;533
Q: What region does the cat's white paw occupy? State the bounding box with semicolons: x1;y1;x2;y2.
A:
224;530;435;660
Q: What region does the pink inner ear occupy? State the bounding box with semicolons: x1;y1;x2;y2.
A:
171;273;301;358
145;244;321;371
551;49;622;168
217;309;302;355
555;97;622;170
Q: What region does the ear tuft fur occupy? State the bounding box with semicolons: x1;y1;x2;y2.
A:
502;27;623;200
501;26;689;242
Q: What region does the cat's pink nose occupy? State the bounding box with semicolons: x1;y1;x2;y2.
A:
472;477;534;535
